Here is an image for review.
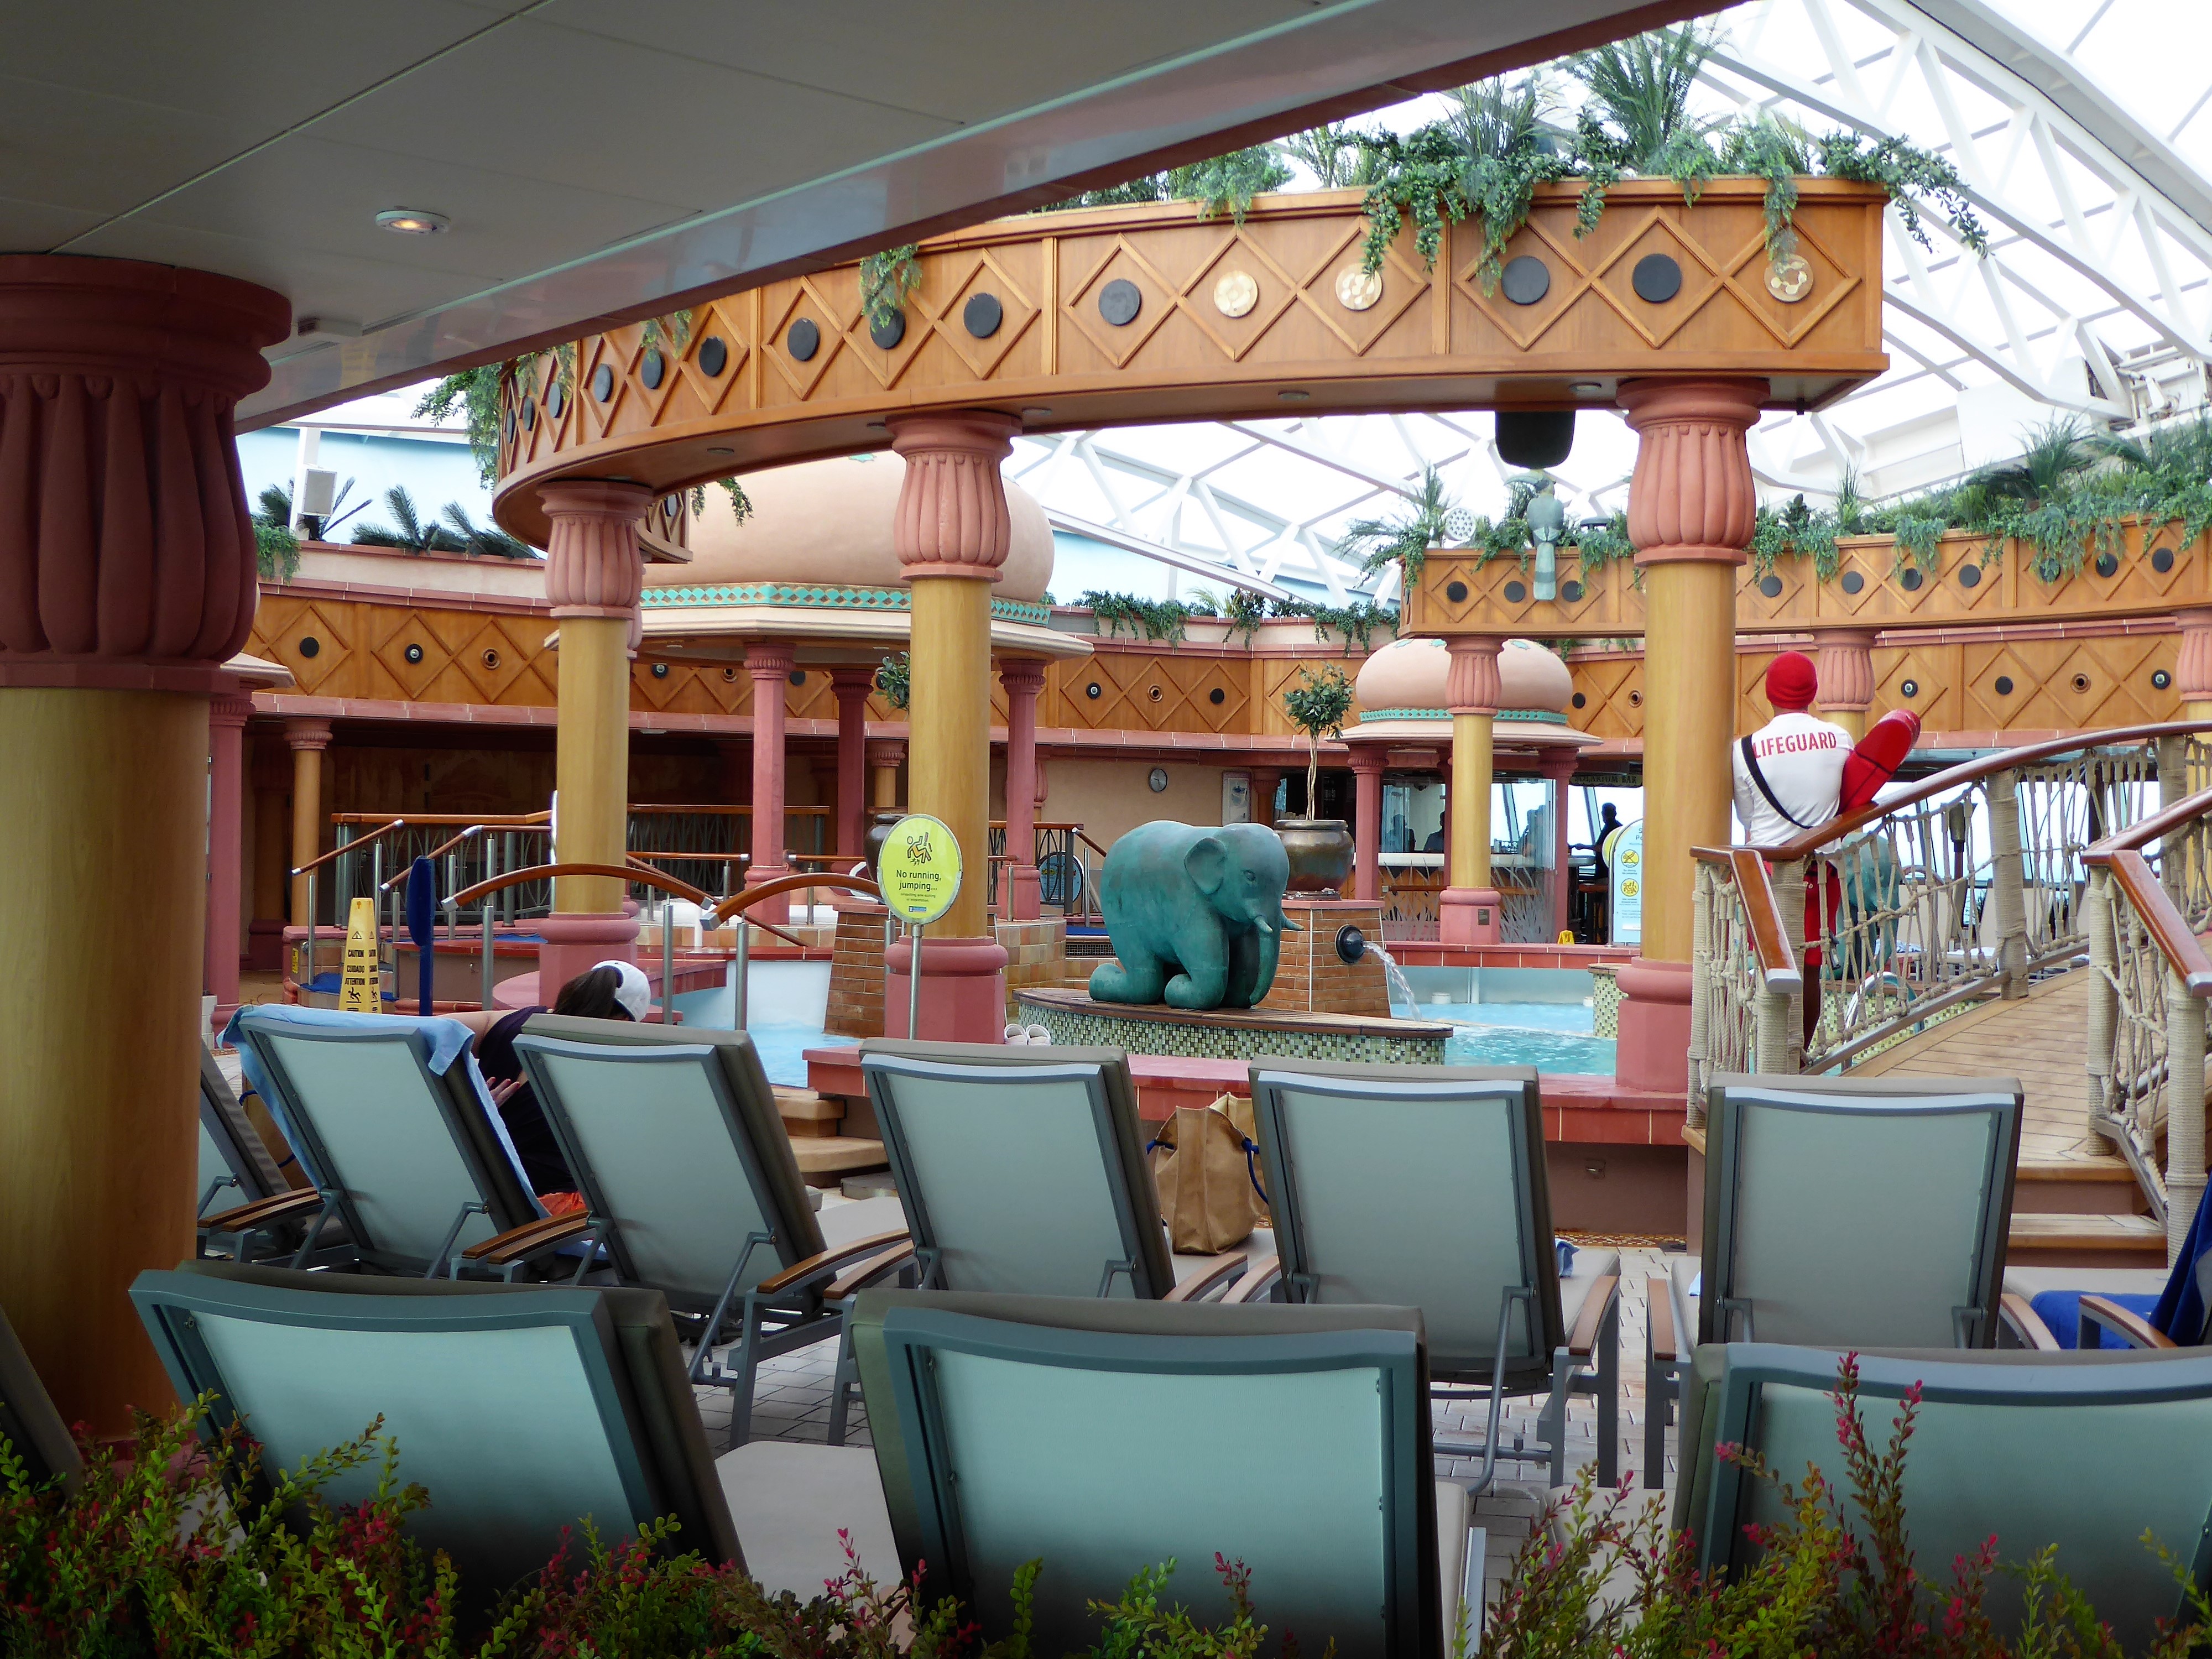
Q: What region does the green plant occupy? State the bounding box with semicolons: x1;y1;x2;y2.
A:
1332;465;1461;585
1270;596;1395;655
1282;665;1355;818
1275;122;1381;191
1168;145;1292;225
1180;585;1223;617
862;244;922;332
439;503;534;559
253;482;303;582
875;651;910;712
1225;587;1271;646
1081;589;1192;645
1567;22;1726;173
352;486;467;554
415;364;507;486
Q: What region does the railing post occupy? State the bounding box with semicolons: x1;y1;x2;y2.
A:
1687;865;1712;1120
2165;965;2207;1265
2084;865;2119;1139
1987;767;2030;996
1770;854;1808;1071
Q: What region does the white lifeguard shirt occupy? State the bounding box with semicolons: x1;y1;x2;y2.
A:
1731;711;1854;847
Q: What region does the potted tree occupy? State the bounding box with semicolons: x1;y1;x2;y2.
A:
863;653;911;868
1279;665;1357;894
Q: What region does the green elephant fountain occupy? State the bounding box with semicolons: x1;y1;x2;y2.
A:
1088;821;1298;1010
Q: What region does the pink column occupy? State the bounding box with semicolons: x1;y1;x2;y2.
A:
1349;746;1386;902
1540;747;1579;940
1000;658;1047;920
745;640;795;923
206;691;252;1010
830;666;874;863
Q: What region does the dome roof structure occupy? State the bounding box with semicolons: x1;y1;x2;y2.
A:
653;452;1055;602
1354;635;1572;716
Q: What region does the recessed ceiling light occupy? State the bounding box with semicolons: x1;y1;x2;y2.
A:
375;208;448;235
866;420;889;431
1277;389;1311;402
1569;381;1606;397
1021;406;1054;419
707;446;735;455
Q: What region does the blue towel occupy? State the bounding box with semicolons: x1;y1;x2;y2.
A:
2027;1192;2212;1349
2029;1289;2163;1350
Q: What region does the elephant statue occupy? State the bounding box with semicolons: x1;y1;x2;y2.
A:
1088;822;1298;1010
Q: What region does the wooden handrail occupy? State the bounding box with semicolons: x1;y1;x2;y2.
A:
1693;846;1801;993
708;871;881;924
449;862;709;908
291;818;407;878
330;811;550;827
1755;719;2212;859
2084;781;2212;858
2096;849;2212;998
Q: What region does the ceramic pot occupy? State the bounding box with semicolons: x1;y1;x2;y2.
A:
863;811;904;874
1275;817;1354;895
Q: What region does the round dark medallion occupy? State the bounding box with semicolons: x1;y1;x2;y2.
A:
1900;568;1924;591
482;649;501;670
787;318;820;361
503;411;516;446
1959;564;1982;587
404;643;424;664
1840;570;1864;594
547;383;566;418
1147;686;1164;703
963;294;1003;338
1994;675;2013;696
1500;255;1550;306
1504;580;1528;603
870;310;906;350
2096;552;2119;577
1445;580;1469;603
299;637;320;659
2155;669;2173;690
1759;575;1783;598
698;336;728;377
789;670;806;687
721;667;738;682
591;363;614;402
1631;254;1683;304
1900;679;1919;698
1572;692;1587;709
651;663;669;679
1627;689;1642;708
641;349;665;389
521;399;536;431
1098;279;1142;326
2073;673;2091;693
1086;682;1103;700
1209;687;1225;705
1561;580;1584;602
2153;545;2176;573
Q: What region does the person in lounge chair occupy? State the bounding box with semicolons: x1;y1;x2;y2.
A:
1731;651;1919;1046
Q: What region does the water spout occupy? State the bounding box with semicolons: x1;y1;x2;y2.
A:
1369;940;1418;1018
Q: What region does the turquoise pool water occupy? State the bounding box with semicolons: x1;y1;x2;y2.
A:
1421;1000;1616;1075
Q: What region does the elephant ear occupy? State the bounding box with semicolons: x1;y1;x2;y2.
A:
1185;835;1227;895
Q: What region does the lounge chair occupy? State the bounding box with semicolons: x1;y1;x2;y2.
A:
2000;1188;2212;1350
129;1260;895;1603
851;1288;1470;1659
1235;1060;1621;1489
223;1005;585;1279
509;1014;910;1447
196;1044;324;1262
0;1306;78;1492
1676;1340;2212;1648
1646;1073;2023;1488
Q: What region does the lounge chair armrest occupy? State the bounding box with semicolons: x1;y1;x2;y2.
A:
827;1243;916;1301
1647;1277;1677;1364
461;1211;594;1267
201;1189;324;1232
1164;1252;1249;1304
1566;1275;1621;1359
1222;1253;1282;1304
1996;1292;2062;1351
755;1228;912;1296
2079;1293;2175;1350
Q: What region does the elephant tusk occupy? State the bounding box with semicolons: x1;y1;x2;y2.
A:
1251;920;1274;936
1279;916;1303;932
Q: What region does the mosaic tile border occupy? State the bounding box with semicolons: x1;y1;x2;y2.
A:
1018;998;1447;1065
1589;963;1621;1039
641;581;1051;627
1357;707;1566;726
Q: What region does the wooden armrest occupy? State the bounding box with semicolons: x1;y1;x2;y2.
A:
827;1243;916;1301
1996;1292;2062;1351
1222;1253;1281;1305
755;1228;911;1297
1566;1275;1621;1359
2079;1294;2176;1351
1164;1251;1249;1305
201;1188;324;1232
1647;1277;1677;1364
461;1211;593;1266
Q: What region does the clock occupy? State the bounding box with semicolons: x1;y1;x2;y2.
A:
1147;766;1169;793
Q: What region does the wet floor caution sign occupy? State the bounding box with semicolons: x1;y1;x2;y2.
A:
340;896;381;1011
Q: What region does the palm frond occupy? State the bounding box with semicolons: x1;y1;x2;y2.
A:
1567;23;1725;172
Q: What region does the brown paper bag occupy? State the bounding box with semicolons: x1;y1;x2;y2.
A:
1148;1093;1269;1253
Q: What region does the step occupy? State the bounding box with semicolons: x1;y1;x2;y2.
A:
789;1136;889;1185
2012;1155;2148;1217
2006;1211;2166;1268
773;1086;843;1126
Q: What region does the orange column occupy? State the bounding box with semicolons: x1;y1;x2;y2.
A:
1000;658;1047;920
884;412;1018;1041
1439;636;1504;945
286;718;332;927
205;691;252;1009
0;255;288;1434
1540;747;1579;939
1614;377;1762;1094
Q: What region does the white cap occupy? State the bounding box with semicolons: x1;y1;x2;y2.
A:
592;959;653;1021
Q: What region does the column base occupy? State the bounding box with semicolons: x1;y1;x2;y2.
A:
246;917;286;972
1615;956;1694;1094
1007;864;1043;921
885;934;1010;1042
1438;888;1503;945
535;912;640;1008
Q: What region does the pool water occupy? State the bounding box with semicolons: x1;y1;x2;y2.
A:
749;1024;856;1087
1421;1000;1616;1076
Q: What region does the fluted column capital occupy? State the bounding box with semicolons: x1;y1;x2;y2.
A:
1446;635;1504;716
867;738;907;770
888;413;1018;581
744;639;797;681
1347;743;1388;776
830;664;878;700
1619;377;1765;568
998;656;1048;697
1809;627;1880;716
208;691;254;729
541;479;649;620
283;718;332;754
0;255;289;690
2175;610;2212;708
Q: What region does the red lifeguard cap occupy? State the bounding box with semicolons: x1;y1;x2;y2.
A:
1765;651;1818;711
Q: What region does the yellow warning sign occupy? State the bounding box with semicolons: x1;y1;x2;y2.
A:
876;814;962;926
339;896;382;1011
